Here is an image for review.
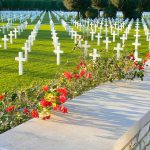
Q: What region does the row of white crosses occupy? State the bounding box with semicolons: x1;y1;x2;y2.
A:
62;18;91;58
142;18;150;51
15;12;44;75
1;21;28;49
64;11;150;60
55;12;148;62
132;19;142;61
60;16;100;61
60;12;135;61
50;18;64;65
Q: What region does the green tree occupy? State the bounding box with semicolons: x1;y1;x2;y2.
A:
110;0;144;19
63;0;91;19
85;8;98;19
138;0;150;12
91;0;108;17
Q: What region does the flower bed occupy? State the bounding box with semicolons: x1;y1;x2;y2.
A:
0;52;149;134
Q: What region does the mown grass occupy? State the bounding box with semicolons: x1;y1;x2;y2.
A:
0;12;149;93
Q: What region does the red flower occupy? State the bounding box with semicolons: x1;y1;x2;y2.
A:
79;70;86;77
80;61;86;66
64;72;72;80
59;95;67;103
59;106;68;113
53;105;60;110
42;115;51;120
146;52;150;59
40;99;52;107
31;109;39;118
0;95;4;101
5;105;15;113
57;87;68;96
85;73;92;79
74;74;80;80
43;86;49;92
143;60;147;64
138;66;144;70
128;54;135;61
23;108;29;114
76;61;86;69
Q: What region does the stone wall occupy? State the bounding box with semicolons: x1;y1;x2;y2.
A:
113;111;150;150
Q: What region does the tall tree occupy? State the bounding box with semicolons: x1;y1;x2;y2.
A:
91;0;108;17
110;0;142;19
138;0;150;12
63;0;91;19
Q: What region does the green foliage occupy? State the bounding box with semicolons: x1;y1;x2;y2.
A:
104;3;117;18
138;0;150;12
0;54;146;133
63;0;91;19
91;0;108;10
1;0;65;10
85;8;98;19
110;0;149;19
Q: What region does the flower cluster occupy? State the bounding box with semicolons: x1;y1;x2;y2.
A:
36;85;69;120
64;61;92;81
1;53;148;133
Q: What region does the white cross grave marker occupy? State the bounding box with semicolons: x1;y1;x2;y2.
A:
95;33;102;46
22;43;30;60
90;29;95;41
13;28;18;39
8;31;14;44
89;49;100;63
15;52;26;75
112;31;117;42
2;35;9;49
82;41;91;57
120;34;126;47
114;43;123;60
103;37;111;52
53;46;64;65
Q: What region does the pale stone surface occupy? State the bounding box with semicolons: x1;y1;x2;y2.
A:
0;69;150;150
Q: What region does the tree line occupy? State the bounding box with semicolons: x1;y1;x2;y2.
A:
63;0;150;19
0;0;150;19
0;0;66;11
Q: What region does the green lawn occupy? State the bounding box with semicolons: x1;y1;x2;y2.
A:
0;12;149;93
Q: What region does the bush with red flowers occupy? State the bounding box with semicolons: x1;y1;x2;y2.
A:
1;52;149;134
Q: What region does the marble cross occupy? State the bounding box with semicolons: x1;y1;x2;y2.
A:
103;37;111;52
82;41;91;57
13;28;18;39
22;43;30;60
120;34;126;47
132;38;141;51
114;43;123;60
112;31;117;42
95;33;102;46
90;29;95;41
8;31;14;44
15;52;26;75
2;35;9;49
53;46;64;65
89;49;100;63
